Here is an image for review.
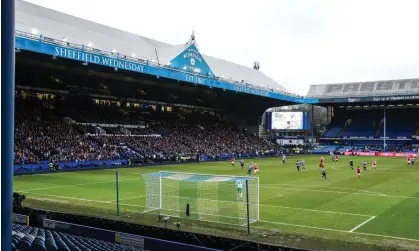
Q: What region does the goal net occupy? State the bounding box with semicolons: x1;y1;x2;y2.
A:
142;171;259;226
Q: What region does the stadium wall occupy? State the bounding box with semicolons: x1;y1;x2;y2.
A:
13;152;280;175
13;159;129;175
342;151;418;158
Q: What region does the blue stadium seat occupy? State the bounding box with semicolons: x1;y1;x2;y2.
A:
12;224;141;251
17;233;35;251
311;145;338;153
323;127;342;137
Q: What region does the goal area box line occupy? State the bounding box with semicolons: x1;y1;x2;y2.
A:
142;172;260;228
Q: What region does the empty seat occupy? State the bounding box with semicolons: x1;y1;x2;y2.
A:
12;224;142;251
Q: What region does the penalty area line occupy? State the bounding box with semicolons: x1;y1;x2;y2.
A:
349;216;376;232
19;192;373;217
14;191;146;208
261;185;419;200
17;177;143;192
264;183;387;196
258;220;348;233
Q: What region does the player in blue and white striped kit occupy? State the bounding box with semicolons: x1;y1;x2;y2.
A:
301;160;306;171
247;162;254;175
240;159;245;169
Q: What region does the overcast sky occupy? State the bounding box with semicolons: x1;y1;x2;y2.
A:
24;0;419;95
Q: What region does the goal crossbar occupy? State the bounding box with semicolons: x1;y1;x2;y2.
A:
146;171;258;182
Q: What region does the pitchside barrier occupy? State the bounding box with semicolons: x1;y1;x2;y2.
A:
13;152;279;175
13;159;129;174
41;218;221;251
343;151;418;158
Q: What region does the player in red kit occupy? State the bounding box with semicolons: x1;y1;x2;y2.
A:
356;166;361;179
372;160;377;170
407;156;411;166
231;157;236;167
253;163;260;176
335;155;339;163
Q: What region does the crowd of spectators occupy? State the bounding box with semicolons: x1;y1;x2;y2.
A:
14;97;279;165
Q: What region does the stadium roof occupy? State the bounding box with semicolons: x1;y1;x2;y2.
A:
16;0;287;91
307;78;419;98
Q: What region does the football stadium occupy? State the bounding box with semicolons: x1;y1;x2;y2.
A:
6;1;419;251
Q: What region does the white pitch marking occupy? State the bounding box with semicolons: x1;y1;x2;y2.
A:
17;192;419;243
258;219;419;242
372;171;419;175
349;216;376;232
261;204;373;217
353;231;419;242
264;183;387;196
20;192;371;217
258;220;348;233
261;185;419;200
16;191;145;208
111;195;145;202
17;177;143;192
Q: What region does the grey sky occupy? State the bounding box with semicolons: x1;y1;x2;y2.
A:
24;0;419;95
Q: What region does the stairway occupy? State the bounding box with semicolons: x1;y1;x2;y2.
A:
376;118;384;137
258;125;269;140
338;119;351;137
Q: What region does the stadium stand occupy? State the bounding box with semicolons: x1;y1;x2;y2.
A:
377;109;418;138
14;94;280;173
307;79;419;157
311;145;338;154
340;110;377;137
322;109;419;138
12;224;141;251
322;126;341;138
12;208;312;251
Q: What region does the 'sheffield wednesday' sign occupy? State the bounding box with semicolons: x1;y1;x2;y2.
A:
15;35;319;104
54;47;145;73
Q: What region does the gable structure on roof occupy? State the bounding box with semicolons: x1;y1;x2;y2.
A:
169;42;214;76
15;0;286;91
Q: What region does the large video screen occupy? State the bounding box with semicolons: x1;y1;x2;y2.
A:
272;112;304;130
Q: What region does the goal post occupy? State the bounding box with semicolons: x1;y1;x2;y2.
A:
142;171;259;228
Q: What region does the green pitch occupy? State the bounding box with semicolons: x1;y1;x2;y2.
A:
13;155;419;251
